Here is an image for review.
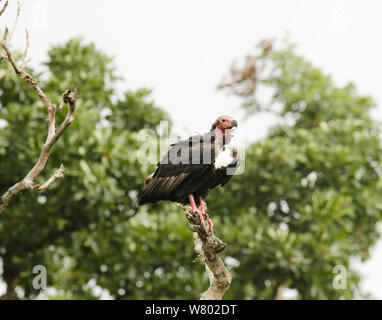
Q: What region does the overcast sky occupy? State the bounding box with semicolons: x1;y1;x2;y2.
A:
2;0;382;299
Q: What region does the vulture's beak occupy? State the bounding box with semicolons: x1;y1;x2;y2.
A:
231;119;238;129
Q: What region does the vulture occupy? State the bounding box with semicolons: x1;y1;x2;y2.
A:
139;115;240;230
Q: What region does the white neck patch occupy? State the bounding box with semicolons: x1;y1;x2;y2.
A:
214;146;234;169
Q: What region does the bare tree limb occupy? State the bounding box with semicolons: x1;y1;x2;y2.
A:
178;204;232;300
2;29;52;108
21;28;31;68
0;0;9;61
7;0;21;42
0;0;8;17
0;89;77;213
0;2;78;213
32;164;65;191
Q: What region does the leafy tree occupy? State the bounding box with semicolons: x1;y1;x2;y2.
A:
1;37;381;300
213;39;382;299
0;38;203;299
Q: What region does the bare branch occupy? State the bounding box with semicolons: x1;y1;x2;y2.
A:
7;0;21;42
1;4;50;108
22;89;77;187
0;90;78;213
0;4;79;213
33;164;65;191
2;40;52;108
47;104;57;139
2;25;8;42
178;204;232;300
21;28;30;68
0;0;8;17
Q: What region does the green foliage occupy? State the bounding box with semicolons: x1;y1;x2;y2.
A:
1;38;381;300
215;40;382;299
0;38;191;299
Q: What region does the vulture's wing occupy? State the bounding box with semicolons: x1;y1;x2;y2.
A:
139;134;215;204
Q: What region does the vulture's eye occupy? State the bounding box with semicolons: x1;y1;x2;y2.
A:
222;119;226;122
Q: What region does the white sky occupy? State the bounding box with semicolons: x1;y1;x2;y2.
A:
2;0;382;299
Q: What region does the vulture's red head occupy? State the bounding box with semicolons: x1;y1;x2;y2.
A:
211;115;238;138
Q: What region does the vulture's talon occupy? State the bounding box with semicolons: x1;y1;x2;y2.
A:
194;209;205;223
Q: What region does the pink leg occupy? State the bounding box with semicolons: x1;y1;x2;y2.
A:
189;194;204;223
199;196;213;232
199;197;206;213
207;218;214;232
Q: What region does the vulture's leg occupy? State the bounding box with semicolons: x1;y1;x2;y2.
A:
189;194;205;223
199;197;213;232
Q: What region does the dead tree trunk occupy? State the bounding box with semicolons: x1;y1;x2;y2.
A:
178;204;232;300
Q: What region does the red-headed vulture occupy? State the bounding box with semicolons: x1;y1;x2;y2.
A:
139;115;240;230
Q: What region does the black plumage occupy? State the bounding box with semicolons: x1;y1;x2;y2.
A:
139;116;239;207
